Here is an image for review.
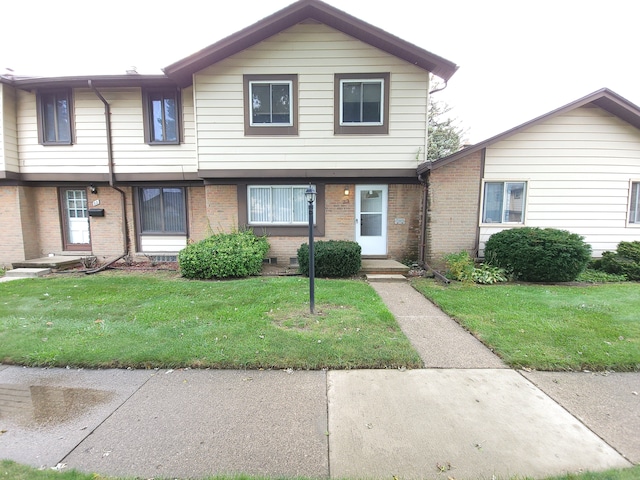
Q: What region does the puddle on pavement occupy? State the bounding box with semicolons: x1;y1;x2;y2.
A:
0;383;114;427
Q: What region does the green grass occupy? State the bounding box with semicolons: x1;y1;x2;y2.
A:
0;272;421;370
2;461;640;480
412;279;640;371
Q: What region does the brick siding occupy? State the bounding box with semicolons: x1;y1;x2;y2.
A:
426;151;482;269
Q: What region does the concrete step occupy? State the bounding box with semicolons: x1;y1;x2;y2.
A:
12;256;82;270
4;268;51;278
360;259;410;275
366;274;407;283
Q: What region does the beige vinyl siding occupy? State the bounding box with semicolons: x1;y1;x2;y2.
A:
16;87;195;175
479;105;640;257
1;84;19;172
194;23;430;171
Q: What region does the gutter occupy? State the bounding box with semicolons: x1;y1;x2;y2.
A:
88;80;130;257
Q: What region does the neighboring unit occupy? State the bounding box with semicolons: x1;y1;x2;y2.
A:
419;88;640;267
0;0;457;268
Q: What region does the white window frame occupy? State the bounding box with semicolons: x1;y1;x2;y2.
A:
339;77;385;126
481;181;527;224
248;185;315;225
248;80;294;127
629;181;640;225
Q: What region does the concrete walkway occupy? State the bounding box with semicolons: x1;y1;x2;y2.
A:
0;280;638;479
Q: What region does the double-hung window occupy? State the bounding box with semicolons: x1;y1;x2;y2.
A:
143;89;180;144
248;185;314;225
137;187;186;234
482;181;527;224
244;75;297;135
630;182;640;224
335;73;389;134
37;89;72;145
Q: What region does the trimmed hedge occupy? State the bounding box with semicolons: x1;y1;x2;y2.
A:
484;227;591;282
297;240;361;278
601;241;640;280
178;230;269;279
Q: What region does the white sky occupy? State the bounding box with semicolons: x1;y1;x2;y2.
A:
3;0;639;143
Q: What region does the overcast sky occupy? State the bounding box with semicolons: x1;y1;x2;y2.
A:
3;0;639;142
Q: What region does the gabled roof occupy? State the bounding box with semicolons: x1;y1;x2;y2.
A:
418;88;640;175
163;0;458;87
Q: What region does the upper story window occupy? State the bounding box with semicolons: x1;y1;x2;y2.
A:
243;75;298;136
630;182;640;224
37;89;73;145
143;89;180;144
334;73;390;135
248;185;314;225
482;181;527;224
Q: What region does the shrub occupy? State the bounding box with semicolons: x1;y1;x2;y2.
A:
298;240;361;278
443;250;508;284
443;251;475;282
178;230;269;279
601;241;640;280
472;263;508;284
484;227;591;282
577;268;627;283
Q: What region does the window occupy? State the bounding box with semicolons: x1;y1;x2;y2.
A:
630;182;640;224
143;89;180;144
243;75;297;135
334;73;389;134
137;187;186;234
248;185;314;225
37;90;72;145
482;181;526;224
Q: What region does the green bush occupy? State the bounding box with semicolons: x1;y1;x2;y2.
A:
443;251;475;282
577;268;627;283
178;230;269;279
472;263;508;284
484;227;591;282
443;250;508;284
601;241;640;280
298;240;361;278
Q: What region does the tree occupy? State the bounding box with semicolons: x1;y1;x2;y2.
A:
427;78;465;161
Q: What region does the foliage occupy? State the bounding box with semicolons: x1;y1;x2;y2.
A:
412;278;640;372
443;251;475;282
601;241;640;280
443;250;507;284
484;227;591;282
427;77;465;161
472;263;508;284
577;268;627;283
178;230;269;279
0;273;421;370
297;240;362;278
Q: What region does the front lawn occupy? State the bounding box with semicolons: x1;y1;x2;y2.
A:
2;460;640;480
0;272;421;370
412;279;640;371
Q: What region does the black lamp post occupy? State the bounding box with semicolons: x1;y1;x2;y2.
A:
305;185;316;314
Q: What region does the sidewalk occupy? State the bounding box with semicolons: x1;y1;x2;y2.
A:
0;280;638;479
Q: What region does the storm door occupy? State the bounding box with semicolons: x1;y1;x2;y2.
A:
355;185;387;255
60;188;91;251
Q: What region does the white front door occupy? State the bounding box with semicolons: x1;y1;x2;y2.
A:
355;185;387;255
61;188;91;250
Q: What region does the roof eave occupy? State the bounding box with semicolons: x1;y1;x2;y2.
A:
163;0;458;87
418;88;640;174
11;75;177;90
